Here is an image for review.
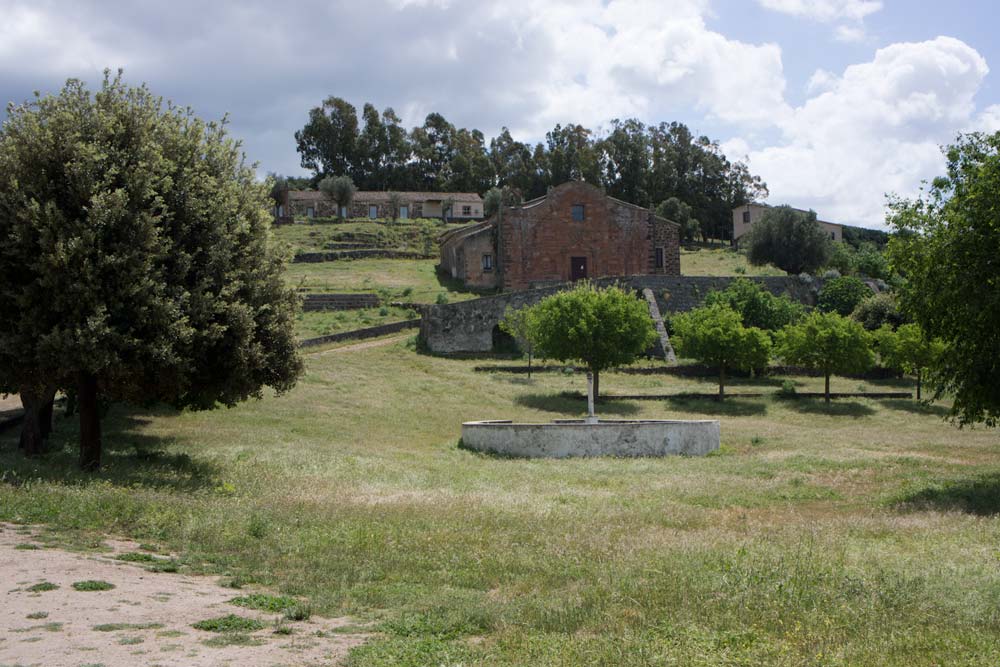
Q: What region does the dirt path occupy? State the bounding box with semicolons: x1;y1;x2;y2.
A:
314;333;411;355
0;523;367;666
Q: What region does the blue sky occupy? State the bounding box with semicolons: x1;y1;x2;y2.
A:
1;0;998;228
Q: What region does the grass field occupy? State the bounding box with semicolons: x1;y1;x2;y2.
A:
294;306;420;339
286;258;481;304
681;246;786;277
2;340;999;665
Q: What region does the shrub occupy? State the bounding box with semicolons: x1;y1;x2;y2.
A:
702;278;804;331
855;242;890;279
818;276;871;316
192;614;265;633
435;292;449;305
72;580;115;592
851;292;906;331
744;205;832;274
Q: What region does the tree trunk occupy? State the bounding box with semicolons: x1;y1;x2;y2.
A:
78;372;102;471
592;369;600;403
18;385;56;456
18;392;44;456
825;373;831;403
719;365;726;400
39;395;54;439
916;370;922;401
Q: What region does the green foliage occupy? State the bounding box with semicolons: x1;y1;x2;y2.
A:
0;72;303;465
744;206;832;274
283;603;312;621
818;276;871;316
875;323;944;399
192;614;265;633
229;594;298;613
72;580;115;591
852;292;906;331
702;278;804;331
26;582;58;593
854;243;890;280
777;311;874;401
887;131;1000;425
523;283;657;377
499;306;534;358
826;242;857;275
672;305;772;398
93;622;164;632
656;197;700;242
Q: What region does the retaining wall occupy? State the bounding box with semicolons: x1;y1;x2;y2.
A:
421;276;822;354
299;319;421;348
461;419;720;458
302;293;381;311
293;250;432;263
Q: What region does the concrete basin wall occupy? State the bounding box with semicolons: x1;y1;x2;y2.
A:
461;419;720;458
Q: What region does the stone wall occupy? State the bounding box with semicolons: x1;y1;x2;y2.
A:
302;293;381;311
299;318;420;348
293;249;432;262
419;275;822;354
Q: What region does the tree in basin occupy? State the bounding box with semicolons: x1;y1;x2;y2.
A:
522;282;657;402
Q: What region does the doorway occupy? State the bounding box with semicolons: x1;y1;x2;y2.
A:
570;256;588;281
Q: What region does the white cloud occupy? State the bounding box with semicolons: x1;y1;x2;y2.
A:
757;0;883;22
744;37;990;227
758;0;882;43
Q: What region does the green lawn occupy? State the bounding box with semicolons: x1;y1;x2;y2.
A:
681;246;786;277
2;342;999;665
294;306;419;339
286;258;481;304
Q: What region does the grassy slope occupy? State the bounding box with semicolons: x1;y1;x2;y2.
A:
2;342;999;665
294;306;420;339
273;219;470;255
681;246;786;277
286;258;480;305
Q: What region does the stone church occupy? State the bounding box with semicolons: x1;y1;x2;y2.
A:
438;181;681;291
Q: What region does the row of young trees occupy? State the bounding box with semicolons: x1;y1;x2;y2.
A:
672;281;940;401
292;97;768;242
499;280;937;406
0;73;303;469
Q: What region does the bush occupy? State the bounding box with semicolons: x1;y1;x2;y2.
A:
744;205;832;274
702;278;804;331
435;292;449;305
826;242;857;275
851;292;906;331
818;276;871;316
855;243;890;280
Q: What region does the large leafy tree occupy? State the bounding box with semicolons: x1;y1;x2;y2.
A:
745;205;832;274
887;131;1000;424
294;96;361;180
777;312;873;402
523;283;657;401
319;175;356;220
672;304;772;399
0;72;303;469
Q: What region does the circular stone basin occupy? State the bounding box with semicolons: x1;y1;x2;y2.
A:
461;419;720;458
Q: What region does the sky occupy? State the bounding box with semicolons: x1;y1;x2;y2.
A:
1;0;999;229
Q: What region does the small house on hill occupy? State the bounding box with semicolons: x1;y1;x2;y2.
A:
276;190;484;223
438;181;681;291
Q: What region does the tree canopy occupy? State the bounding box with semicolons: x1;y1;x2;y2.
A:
777;312;873;402
887;131;1000;425
672;305;772;398
744;205;832;274
293;98;767;241
522;283;657;401
817;276;872;316
702;278;804;331
0;72;303;468
875;323;942;400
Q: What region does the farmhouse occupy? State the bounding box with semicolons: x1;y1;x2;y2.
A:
438;181;681;291
732;203;843;244
276;189;484;223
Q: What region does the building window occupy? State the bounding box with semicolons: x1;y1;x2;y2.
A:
742;210;751;223
482;254;493;272
340;206;348;218
831;231;836;240
572;204;585;221
369;205;378;219
462;205;472;216
400;205;409;220
655;247;664;269
306;207;315;218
